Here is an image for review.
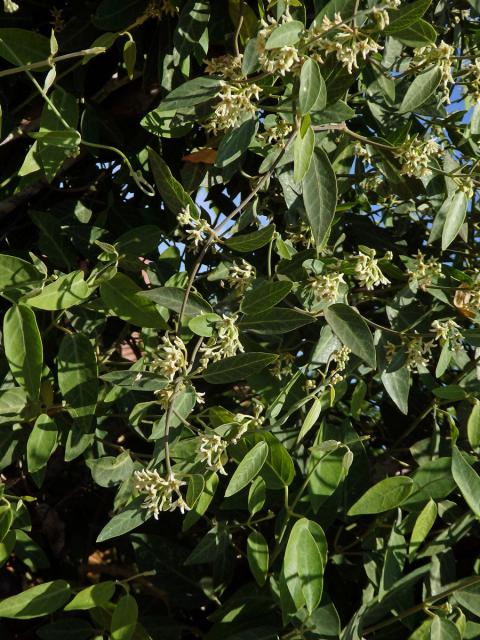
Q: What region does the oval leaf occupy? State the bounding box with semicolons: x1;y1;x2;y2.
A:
302;149;337;248
225;441;269;497
324;303;376;368
347;476;413;516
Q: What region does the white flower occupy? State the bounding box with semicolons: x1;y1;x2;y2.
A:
395;136;440;178
413;41;454;103
204;54;243;81
205;82;261;134
198;434;229;474
406;334;434;372
354;250;390;289
431;319;463;352
153;334;187;381
408;251;442;290
134;469;190;517
225;259;255;294
308;272;345;303
3;0;19;12
329;345;351;383
199;314;244;369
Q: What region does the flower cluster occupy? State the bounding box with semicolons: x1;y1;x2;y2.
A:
371;0;401;30
178;205;217;248
329;346;351;384
3;0;18;11
271;352;296;379
204;54;243;81
205;82;260;135
198;434;229;474
308;13;381;74
261;119;293;146
456;177;475;200
152;334;188;381
354;250;390;290
257;16;302;76
308;272;345;303
406;335;434;372
464;58;480;103
413;41;454;104
199;315;244;369
224;259;255;294
395;136;440;177
134;469;190;517
197;424;247;475
408;252;442;291
431;319;463;352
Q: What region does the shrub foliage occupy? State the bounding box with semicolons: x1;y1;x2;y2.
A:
1;0;480;638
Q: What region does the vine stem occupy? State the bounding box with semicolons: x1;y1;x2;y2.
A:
0;47;106;79
363;574;480;635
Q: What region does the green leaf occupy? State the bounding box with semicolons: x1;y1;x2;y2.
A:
265;20;304;49
224;225;275;252
86;452;134;488
3;304;43;400
308;444;348;512
30;129;81;149
347;476;413;516
452;445;480;517
297;397;322;443
0;29;50;67
148;147;197;215
27;271;90;310
189;313;221;337
225;441;269;497
399;65;442;114
454;583;480;617
111;594;138;640
442;191;468;251
247;530;269;586
283;518;324;613
123;39;136;79
294;125;315;184
384;0;432;33
381;366;410;415
115;225;162;255
299;58;326;114
203;352;277;384
27;415;58;474
241;280;293;315
430;616;461;640
100;273;167;329
186;474;205;509
240;308;315;334
64;581;115;611
393;19;437;47
302;149;337;248
324;303;376;368
468;402;480;448
0;580;71;619
183;472;218;532
96;497;151;543
0;254;42;292
57;333;98;420
248;476;266;516
409;499;437;561
139;286;212;315
0;505;13;542
216;118;257;168
144;77;221;114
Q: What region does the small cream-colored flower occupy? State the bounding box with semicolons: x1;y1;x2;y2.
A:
431;319;463;351
3;0;19;12
413;41;454;104
134;469;190;517
354;250;390;289
308;272;345;303
408;251;442;291
198;434;229;474
204;54;243;81
199;314;244;369
153;334;188;381
225;259;255;294
406;334;433;372
205;82;261;134
329;345;351;383
395;136;440;178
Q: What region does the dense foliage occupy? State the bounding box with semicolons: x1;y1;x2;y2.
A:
2;0;480;638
